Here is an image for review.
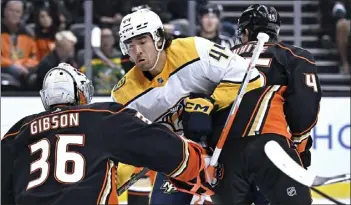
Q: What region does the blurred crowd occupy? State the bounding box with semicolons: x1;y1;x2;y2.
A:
1;0;350;94
318;0;350;74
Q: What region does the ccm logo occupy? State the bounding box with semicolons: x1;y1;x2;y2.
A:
185;102;211;113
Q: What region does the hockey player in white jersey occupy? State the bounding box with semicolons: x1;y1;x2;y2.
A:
111;8;264;204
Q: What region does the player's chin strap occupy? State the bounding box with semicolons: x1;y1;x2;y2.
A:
149;38;166;72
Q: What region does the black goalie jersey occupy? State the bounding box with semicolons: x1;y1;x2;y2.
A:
1;102;205;205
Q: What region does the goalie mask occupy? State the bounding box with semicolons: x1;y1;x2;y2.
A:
40;63;94;111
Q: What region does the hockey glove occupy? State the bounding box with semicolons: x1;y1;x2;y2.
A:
182;93;215;142
168;152;224;197
298;136;313;168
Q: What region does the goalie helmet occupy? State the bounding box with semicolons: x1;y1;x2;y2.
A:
40;63;94;110
119;9;164;55
237;4;281;38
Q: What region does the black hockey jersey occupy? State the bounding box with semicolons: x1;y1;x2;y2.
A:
1;102;205;205
211;41;321;153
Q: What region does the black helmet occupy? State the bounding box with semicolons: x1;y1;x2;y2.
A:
237;4;281;39
198;3;223;18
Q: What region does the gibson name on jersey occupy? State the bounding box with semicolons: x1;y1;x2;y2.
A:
30;113;79;135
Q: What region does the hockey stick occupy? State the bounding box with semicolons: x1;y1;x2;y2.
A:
265;140;350;187
117;167;150;196
191;32;270;204
207;32;270;178
265;140;350;204
311;187;346;205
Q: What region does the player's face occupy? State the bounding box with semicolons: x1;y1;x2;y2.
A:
241;29;249;44
201;13;220;33
127;35;158;71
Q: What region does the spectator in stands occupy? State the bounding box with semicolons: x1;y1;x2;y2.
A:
58;13;68;31
197;3;235;48
334;1;350;74
1;0;38;84
78;28;125;94
34;4;60;61
319;0;350;74
35;30;77;89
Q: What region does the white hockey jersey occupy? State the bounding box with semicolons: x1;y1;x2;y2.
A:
112;36;263;135
111;36;263;190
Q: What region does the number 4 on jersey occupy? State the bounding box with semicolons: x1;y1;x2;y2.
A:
304;73;318;92
209;44;229;61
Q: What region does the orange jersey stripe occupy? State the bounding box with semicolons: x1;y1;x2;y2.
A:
108;166;118;204
97;161;110;204
147;170;156;184
261;87;291;139
277;44;316;65
173;141;203;182
296;138;309;153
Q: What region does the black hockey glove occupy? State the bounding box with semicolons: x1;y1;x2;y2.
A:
299;136;313;168
182;93;215;142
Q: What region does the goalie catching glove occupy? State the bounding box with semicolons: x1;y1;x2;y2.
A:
182;93;216;142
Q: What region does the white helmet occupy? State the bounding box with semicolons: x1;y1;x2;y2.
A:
40;63;94;111
119;9;164;55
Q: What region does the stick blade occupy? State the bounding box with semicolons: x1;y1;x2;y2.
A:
313;173;351;186
264;140;316;187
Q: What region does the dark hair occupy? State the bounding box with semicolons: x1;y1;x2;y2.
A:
158;28;172;50
34;4;60;39
198;3;222;18
123;28;172;51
